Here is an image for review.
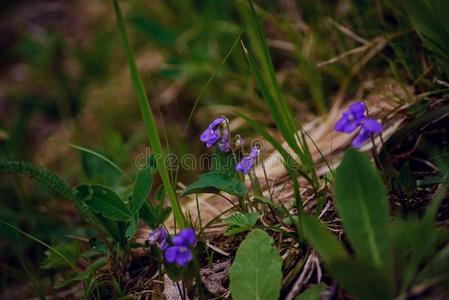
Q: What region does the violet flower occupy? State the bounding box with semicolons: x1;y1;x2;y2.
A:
351;119;383;148
335;101;367;133
200;117;225;148
148;226;168;250
164;228;196;267
218;127;231;152
236;146;260;174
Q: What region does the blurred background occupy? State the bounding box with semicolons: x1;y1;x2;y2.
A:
0;0;446;297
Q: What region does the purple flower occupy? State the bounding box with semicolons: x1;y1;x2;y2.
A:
335;102;367;133
218;127;231;152
148;226;168;250
164;228;196;267
351;119;383;148
236;147;260;174
172;227;196;247
200;128;221;148
164;245;193;267
200;117;226;149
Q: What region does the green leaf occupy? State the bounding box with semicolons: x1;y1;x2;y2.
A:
295;283;326;300
301;215;348;264
84;185;132;222
127;156;157;237
211;148;237;177
132;156;157;214
182;171;247;197
334;149;390;268
224;212;259;236
41;241;80;270
328;259;394;300
229;229;282;300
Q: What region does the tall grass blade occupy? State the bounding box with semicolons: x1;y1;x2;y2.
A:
112;0;185;228
237;1;318;187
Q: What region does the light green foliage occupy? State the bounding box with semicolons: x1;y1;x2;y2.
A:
229;229;282;300
334;149;391;269
224;212;259;236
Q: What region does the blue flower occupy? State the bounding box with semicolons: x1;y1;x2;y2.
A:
236;146;260;174
351;119;383;148
200;117;230;151
148;226;168;250
218;127;231;152
164;228;196;267
335;101;367;133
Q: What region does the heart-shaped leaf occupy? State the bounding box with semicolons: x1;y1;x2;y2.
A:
229;229;282;300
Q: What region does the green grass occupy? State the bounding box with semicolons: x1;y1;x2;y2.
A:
113;0;186;229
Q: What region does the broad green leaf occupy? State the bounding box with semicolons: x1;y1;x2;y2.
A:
334;149;390;268
224;212;259;236
182;171;247;197
229;229;282;300
328;259;394;300
301;215;348;264
84;185;132;222
295;283;326;300
132;156;157;214
41;241;80;270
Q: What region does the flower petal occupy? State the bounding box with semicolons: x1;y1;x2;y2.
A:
208;117;225;130
164;246;178;263
363;119;383;133
175;248;193;267
348;101;366;116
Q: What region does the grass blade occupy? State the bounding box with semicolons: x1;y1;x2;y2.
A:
0;220;77;271
52;139;132;183
112;0;185;228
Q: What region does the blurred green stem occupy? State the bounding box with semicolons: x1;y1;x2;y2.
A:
112;0;186;228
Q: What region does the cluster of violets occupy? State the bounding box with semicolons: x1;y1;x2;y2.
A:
200;117;259;174
148;227;196;267
335;101;383;148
